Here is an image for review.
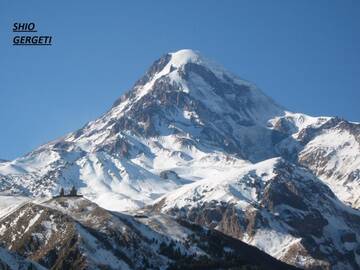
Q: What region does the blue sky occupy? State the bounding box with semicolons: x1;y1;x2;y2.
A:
0;0;359;159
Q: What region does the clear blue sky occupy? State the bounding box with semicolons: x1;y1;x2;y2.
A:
0;0;359;159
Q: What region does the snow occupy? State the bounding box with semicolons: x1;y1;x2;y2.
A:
77;224;131;270
41;218;57;244
2;148;61;174
0;162;27;174
155;158;280;211
169;49;255;88
299;128;360;207
268;111;330;137
245;229;299;259
119;211;207;257
140;213;191;240
0;195;30;219
169;49;201;68
24;210;42;233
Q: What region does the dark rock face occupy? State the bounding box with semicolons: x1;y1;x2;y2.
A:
286;210;328;237
95;136;131;158
217;205;246;239
262;178;309;211
272;117;298;135
160;170;180;180
135;54;172;87
341;232;357;243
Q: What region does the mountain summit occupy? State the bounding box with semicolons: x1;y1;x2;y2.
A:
114;49;283;125
0;49;359;269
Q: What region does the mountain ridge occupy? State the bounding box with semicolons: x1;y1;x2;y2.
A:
0;196;299;270
151;157;360;269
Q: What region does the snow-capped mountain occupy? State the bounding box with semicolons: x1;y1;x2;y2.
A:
1;49;358;210
0;49;359;269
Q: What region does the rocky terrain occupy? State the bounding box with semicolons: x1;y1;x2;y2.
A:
152;158;360;269
0;246;45;270
0;196;297;270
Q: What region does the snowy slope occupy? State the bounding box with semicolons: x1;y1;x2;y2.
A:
298;120;360;209
153;158;360;269
0;194;31;219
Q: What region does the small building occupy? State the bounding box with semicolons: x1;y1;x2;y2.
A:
54;186;83;198
69;186;77;196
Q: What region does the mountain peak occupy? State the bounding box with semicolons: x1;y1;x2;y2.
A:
132;49;233;89
167;49;230;79
168;49;202;67
108;49;285;140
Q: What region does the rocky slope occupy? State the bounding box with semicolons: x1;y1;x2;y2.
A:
152;158;360;269
0;196;297;270
270;115;360;209
0;246;45;270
